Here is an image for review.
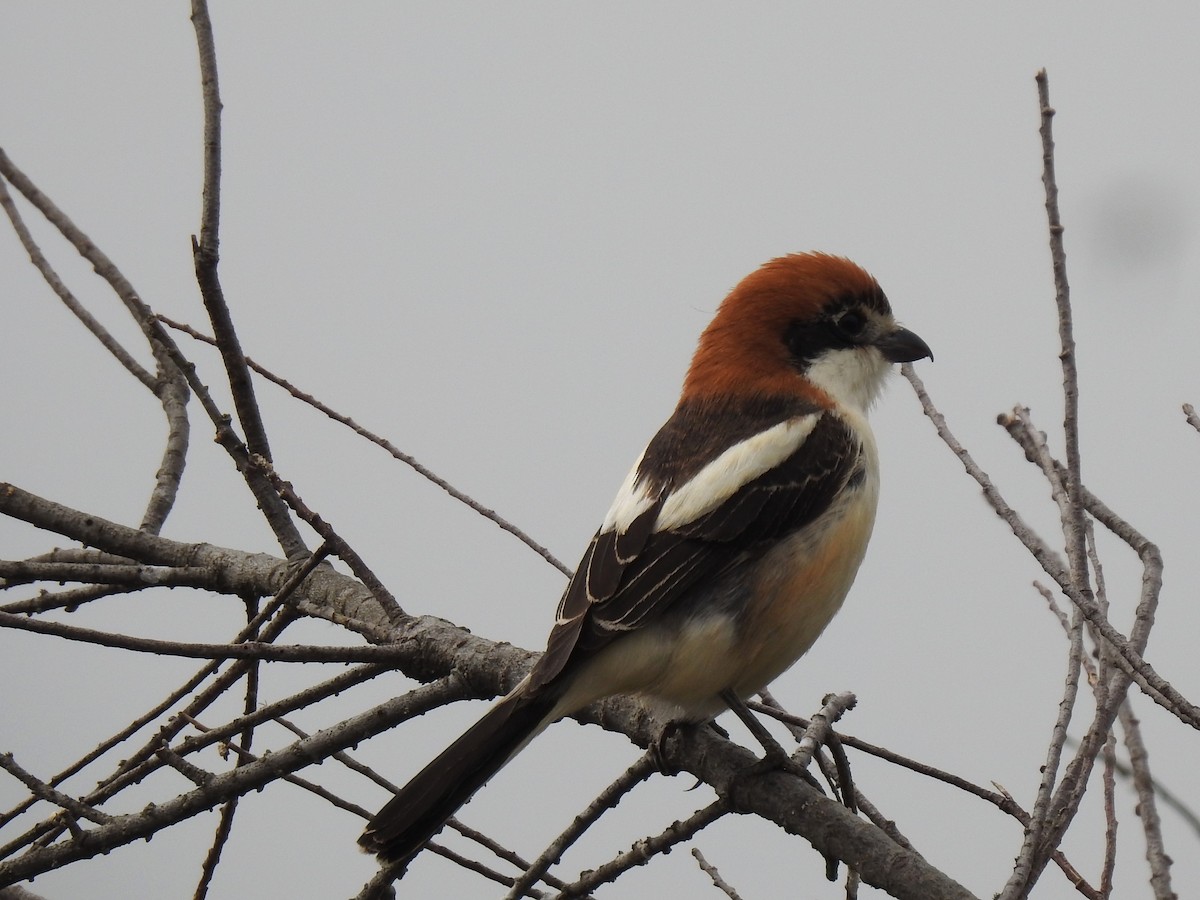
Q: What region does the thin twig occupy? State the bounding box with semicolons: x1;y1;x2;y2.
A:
691;848;745;900
998;414;1172;712
140;352;191;536
0;754;111;826
158;313;572;577
0;59;311;560
3;663;389;859
0;610;407;663
248;454;401;619
792;692;856;770
141;313;309;557
1099;732;1117;899
446;821;577;893
552;801;729;898
0;146;193;535
194;798;235;900
1001;409;1086;897
1033;583;1116;900
1035;68;1090;607
0;678;465;885
0;160;191;535
905;374;1194;729
425;844;547;899
195;595;264;900
1182;403;1200;434
0;645;223;830
0;560;215;589
171;665;388;763
999;409;1177;882
0;548;329;853
754;692;1100;898
188;0;278;482
504;753;659;899
271;712;563;894
748;700;1019;817
1119;705;1176;899
0;167;155;389
180;715;371;819
757;690;918;854
0;584;129;616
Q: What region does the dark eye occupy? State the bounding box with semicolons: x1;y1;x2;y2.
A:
833;309;867;341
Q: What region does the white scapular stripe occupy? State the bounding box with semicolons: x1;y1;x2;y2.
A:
600;449;652;533
601;415;822;535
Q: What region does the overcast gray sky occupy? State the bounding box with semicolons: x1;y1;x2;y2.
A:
3;4;1199;898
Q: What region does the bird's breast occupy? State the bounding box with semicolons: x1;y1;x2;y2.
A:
730;468;879;694
622;461;880;721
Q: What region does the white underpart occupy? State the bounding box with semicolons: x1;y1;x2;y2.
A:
805;345;892;414
601;416;820;535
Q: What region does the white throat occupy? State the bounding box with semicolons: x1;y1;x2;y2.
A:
805;346;892;414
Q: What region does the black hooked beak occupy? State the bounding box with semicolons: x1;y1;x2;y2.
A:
875;325;933;363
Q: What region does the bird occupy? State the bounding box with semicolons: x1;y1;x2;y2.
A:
359;251;932;867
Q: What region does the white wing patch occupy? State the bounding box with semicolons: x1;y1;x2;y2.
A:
603;414;823;536
656;415;821;531
600;449;653;533
602;414;825;536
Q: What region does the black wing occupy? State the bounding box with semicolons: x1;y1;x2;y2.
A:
529;407;862;693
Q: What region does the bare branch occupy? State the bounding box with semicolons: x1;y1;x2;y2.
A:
0;158;192;534
0;678;464;886
1002;410;1087;898
171;665;388;762
0;174;154;388
0;617;405;666
0;584;130;616
194;795;235;900
0;661;387;853
552;801;729;899
793;691;856;771
0;483;391;634
505;753;659;899
0;755;111;827
749;699;1017;818
435;824;569;896
141;359;191;535
0;139;303;552
1099;733;1117;899
385;852;565;900
248;454;401;619
159;313;573;577
1035;68;1090;600
188;0;283;502
904;377;1195;729
0;549;335;856
1182;403;1200;434
1119;706;1176;899
998;415;1169;699
190;0;222;255
180;716;370;819
691;848;746;900
1013;598;1083;889
756;690;920;854
639;708;978;900
0;560;214;589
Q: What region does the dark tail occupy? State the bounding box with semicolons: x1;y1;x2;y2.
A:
358;688;555;865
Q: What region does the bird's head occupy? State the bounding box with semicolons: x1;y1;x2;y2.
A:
682;253;932;413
